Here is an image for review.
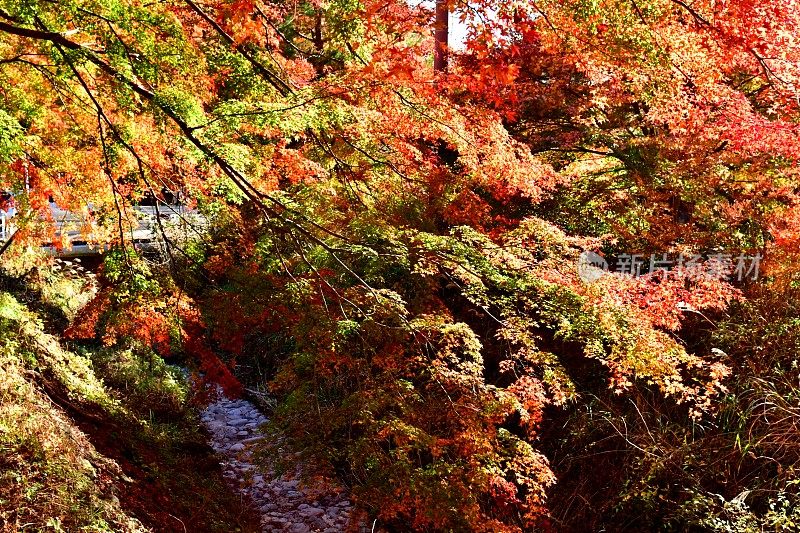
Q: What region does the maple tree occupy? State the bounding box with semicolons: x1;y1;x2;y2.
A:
2;0;800;530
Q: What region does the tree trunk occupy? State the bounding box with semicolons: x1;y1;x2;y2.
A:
434;0;449;72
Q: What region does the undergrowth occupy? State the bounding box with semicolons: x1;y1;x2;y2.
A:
0;263;259;532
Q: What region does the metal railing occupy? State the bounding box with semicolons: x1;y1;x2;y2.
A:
0;204;199;256
0;211;14;241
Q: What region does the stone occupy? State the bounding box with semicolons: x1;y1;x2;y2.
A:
301;507;325;518
199;385;365;532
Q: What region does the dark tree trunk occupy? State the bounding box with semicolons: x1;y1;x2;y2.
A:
314;11;323;52
434;0;449;72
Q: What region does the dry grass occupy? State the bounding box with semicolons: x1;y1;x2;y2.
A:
0;275;260;532
0;328;147;531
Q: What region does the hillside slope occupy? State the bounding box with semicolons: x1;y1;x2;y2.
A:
0;269;260;532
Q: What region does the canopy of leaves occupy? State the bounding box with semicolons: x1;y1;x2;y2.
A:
2;0;800;530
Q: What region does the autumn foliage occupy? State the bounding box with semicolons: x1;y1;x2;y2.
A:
3;0;800;530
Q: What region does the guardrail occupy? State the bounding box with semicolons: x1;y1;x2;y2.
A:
0;204;197;257
0;211;15;241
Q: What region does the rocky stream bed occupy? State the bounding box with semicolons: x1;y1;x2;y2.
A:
200;392;370;533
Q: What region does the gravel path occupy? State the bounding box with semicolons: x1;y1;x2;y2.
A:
200;394;363;533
